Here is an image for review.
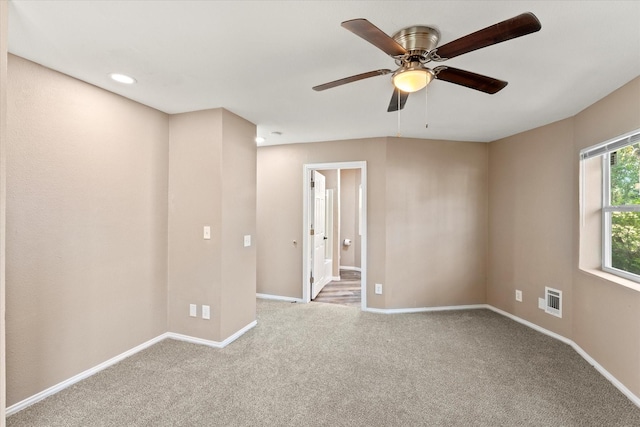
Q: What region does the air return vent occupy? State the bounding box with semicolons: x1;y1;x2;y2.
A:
545;287;562;318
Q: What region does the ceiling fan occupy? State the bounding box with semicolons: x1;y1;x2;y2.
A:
313;13;541;112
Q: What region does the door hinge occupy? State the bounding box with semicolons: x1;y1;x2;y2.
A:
310;229;314;235
311;178;315;189
310;275;314;284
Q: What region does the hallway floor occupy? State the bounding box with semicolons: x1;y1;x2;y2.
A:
313;269;361;307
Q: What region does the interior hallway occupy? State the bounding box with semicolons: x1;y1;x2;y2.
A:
313;269;361;307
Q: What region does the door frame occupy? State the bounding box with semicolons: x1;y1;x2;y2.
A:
302;161;367;310
310;170;328;299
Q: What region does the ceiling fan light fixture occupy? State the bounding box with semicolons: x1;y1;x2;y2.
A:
392;65;433;93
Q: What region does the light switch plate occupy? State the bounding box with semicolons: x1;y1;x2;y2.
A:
189;304;197;317
203;226;211;240
202;305;210;320
244;235;251;247
375;283;383;295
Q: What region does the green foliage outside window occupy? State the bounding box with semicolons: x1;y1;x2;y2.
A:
610;144;640;276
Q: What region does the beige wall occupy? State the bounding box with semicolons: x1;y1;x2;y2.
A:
168;110;223;341
257;138;388;306
257;137;488;309
487;76;640;397
219;110;257;339
1;1;8;422
339;168;360;269
6;55;169;405
5;57;257;409
572;76;640;397
385;138;487;308
168;108;256;342
488;118;574;338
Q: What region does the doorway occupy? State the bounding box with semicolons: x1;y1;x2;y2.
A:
313;269;362;307
302;162;367;310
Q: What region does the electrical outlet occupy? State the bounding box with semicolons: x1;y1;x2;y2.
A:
538;297;546;310
515;290;522;302
202;305;210;320
375;283;383;295
203;226;211;240
189;304;197;317
244;235;251;247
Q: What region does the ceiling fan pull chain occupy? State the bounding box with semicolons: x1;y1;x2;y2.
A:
397;91;401;137
425;85;429;128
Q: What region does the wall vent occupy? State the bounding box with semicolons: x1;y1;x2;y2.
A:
545;287;562;318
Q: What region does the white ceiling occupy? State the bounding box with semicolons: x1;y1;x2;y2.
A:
7;1;640;146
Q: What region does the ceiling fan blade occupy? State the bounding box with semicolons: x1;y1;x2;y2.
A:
435;12;541;60
342;19;407;57
313;69;392;91
387;88;410;112
434;66;507;94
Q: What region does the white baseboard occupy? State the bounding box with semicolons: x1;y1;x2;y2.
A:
6;333;168;416
571;341;640;408
167;320;257;349
366;302;640;408
365;304;487;314
339;266;361;272
256;293;304;303
7;304;639;415
485;306;572;344
6;320;257;416
485;305;640;408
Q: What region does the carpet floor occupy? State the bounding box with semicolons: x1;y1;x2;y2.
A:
7;300;640;426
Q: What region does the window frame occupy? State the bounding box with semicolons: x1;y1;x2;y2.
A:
601;143;640;283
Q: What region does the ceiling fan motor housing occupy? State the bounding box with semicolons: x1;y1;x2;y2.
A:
392;25;441;59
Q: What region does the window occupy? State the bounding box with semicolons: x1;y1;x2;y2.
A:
582;129;640;283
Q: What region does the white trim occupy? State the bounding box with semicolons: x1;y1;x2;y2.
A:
486;305;640;408
486;306;572;345
580;127;640;160
167;320;257;349
601;147;640;285
303;161;367;311
603;154;611;273
365;304;487;314
256;293;304;303
6;333;168;416
7;305;639;415
571;342;640;408
331;276;341;281
6;320;257;416
366;302;640;408
339;266;362;272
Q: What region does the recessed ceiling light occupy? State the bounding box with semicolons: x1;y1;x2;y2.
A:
109;73;136;84
255;136;266;144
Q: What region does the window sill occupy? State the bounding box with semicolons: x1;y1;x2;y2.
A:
579;268;640;293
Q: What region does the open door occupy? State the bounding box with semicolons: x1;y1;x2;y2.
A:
311;171;328;299
303;161;367;310
324;188;334;282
